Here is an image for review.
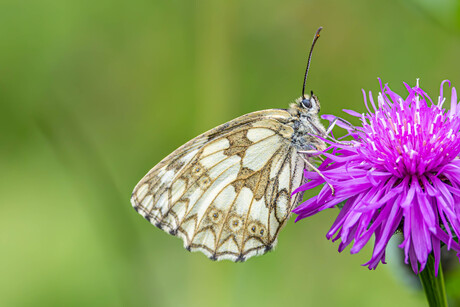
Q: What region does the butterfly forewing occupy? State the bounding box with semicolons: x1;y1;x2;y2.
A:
131;109;307;261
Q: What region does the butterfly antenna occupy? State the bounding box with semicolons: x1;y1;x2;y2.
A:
302;27;322;99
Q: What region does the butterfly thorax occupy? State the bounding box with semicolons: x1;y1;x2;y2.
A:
287;94;326;151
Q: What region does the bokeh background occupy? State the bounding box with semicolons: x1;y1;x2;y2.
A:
2;0;460;306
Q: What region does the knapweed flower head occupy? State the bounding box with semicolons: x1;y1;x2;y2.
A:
294;79;460;275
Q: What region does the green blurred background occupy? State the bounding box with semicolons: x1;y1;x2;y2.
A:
2;0;460;306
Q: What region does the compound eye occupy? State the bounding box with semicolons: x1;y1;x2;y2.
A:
301;98;312;108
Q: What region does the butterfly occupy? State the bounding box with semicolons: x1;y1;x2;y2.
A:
131;27;333;262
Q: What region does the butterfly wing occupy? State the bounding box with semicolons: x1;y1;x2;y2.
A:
131;109;307;261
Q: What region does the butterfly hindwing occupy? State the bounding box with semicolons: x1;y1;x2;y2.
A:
131;109;306;261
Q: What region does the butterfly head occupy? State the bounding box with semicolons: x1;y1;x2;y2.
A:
300;91;320;114
289;91;321;117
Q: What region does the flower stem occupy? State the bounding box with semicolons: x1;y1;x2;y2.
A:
418;254;448;307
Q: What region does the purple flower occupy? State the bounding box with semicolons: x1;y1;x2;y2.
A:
293;79;460;275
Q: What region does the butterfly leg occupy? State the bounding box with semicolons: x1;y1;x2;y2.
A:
298;149;325;162
300;155;335;196
324;117;358;147
326;116;357;134
325;117;338;135
298;149;321;155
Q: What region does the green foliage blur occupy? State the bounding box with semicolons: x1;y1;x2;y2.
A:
2;0;460;306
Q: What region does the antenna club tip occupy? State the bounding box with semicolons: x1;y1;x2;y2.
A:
316;27;323;36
